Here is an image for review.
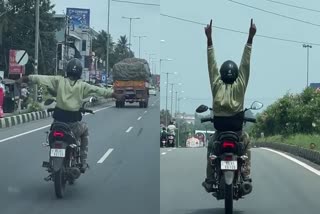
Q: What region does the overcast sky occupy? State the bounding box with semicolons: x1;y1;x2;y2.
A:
51;0;160;72
160;0;320;114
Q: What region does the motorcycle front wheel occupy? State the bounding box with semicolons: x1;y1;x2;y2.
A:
224;183;233;214
54;167;67;198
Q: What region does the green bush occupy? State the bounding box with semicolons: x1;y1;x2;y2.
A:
251;87;320;137
28;102;43;112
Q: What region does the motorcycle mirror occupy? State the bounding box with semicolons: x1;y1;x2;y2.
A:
250;101;263;110
196;105;209;113
44;98;55;106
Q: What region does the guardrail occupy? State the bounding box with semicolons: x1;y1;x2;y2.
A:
253;141;320;165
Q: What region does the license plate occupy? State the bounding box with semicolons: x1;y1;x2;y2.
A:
50;149;65;157
221;161;237;170
168;136;174;139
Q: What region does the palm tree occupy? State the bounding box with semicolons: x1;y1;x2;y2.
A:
92;30;114;70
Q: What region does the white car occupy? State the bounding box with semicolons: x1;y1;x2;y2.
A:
149;87;157;96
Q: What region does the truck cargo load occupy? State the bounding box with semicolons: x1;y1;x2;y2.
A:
112;58;151;81
112;58;152;108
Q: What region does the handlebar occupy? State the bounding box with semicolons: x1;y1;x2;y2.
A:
244;117;256;123
200;117;257;123
200;117;213;123
47;108;94;114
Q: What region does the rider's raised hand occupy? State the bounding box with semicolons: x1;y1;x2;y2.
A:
205;19;213;47
249;19;256;39
205;19;212;39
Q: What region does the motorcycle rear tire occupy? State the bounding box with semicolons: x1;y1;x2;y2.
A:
224;184;233;214
54;168;66;198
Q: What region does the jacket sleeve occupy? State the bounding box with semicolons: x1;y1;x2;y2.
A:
82;83;113;99
207;46;219;92
28;75;59;89
237;44;252;92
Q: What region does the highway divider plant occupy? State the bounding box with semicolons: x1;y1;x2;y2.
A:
250;87;320;151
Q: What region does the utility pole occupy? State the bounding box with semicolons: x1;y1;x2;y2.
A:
303;44;312;88
170;83;174;117
133;36;146;58
106;0;111;77
34;0;40;101
122;16;140;51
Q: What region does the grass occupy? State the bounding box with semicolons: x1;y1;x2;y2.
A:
255;134;320;152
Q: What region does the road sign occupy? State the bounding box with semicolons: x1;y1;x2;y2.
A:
15;50;29;66
101;74;107;83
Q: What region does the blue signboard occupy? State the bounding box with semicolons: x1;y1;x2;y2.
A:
66;8;90;32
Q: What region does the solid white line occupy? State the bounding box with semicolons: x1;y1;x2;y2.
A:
173;148;177;150
161;152;166;155
261;148;320;177
137;116;142;121
168;149;172;152
97;148;114;163
144;111;148;114
0;125;51;143
0;105;114;143
126;126;133;133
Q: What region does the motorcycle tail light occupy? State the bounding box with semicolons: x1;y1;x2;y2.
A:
53;131;64;138
222;141;235;149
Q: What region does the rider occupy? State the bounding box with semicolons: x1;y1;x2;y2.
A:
160;127;168;146
16;58;123;173
167;121;176;136
202;19;256;192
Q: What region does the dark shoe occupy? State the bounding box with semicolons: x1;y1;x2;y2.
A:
202;180;214;193
80;162;89;173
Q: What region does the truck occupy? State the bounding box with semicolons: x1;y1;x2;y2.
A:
112;58;151;108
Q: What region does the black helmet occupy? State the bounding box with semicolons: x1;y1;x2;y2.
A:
66;58;82;80
219;60;239;84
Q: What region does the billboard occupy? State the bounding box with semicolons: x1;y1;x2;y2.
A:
66;8;90;32
9;50;25;75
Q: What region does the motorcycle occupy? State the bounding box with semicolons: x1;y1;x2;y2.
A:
196;101;263;214
167;134;175;147
42;97;96;198
160;139;167;148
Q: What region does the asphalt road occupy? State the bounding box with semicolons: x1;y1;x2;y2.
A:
0;96;160;214
160;147;320;214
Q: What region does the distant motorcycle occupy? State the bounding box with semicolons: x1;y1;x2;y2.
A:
167;134;175;147
42;97;95;198
196;101;263;214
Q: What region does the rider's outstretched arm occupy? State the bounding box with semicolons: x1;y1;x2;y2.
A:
205;20;219;92
237;19;257;92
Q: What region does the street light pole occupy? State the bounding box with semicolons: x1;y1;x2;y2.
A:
106;0;111;77
170;83;174;117
134;35;147;58
303;44;312;88
122;16;140;51
34;0;40;101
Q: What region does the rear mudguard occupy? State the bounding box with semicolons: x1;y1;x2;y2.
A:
51;157;65;172
223;171;235;185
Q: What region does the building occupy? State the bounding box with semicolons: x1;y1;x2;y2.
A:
54;10;100;82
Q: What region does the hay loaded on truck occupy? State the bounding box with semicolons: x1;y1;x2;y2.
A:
112;58;151;108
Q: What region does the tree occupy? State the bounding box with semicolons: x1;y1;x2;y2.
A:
160;109;172;126
110;35;134;67
0;0;62;76
92;30;114;70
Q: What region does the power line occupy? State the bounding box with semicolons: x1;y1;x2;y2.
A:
263;0;320;13
111;0;160;6
160;14;320;46
227;0;320;27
